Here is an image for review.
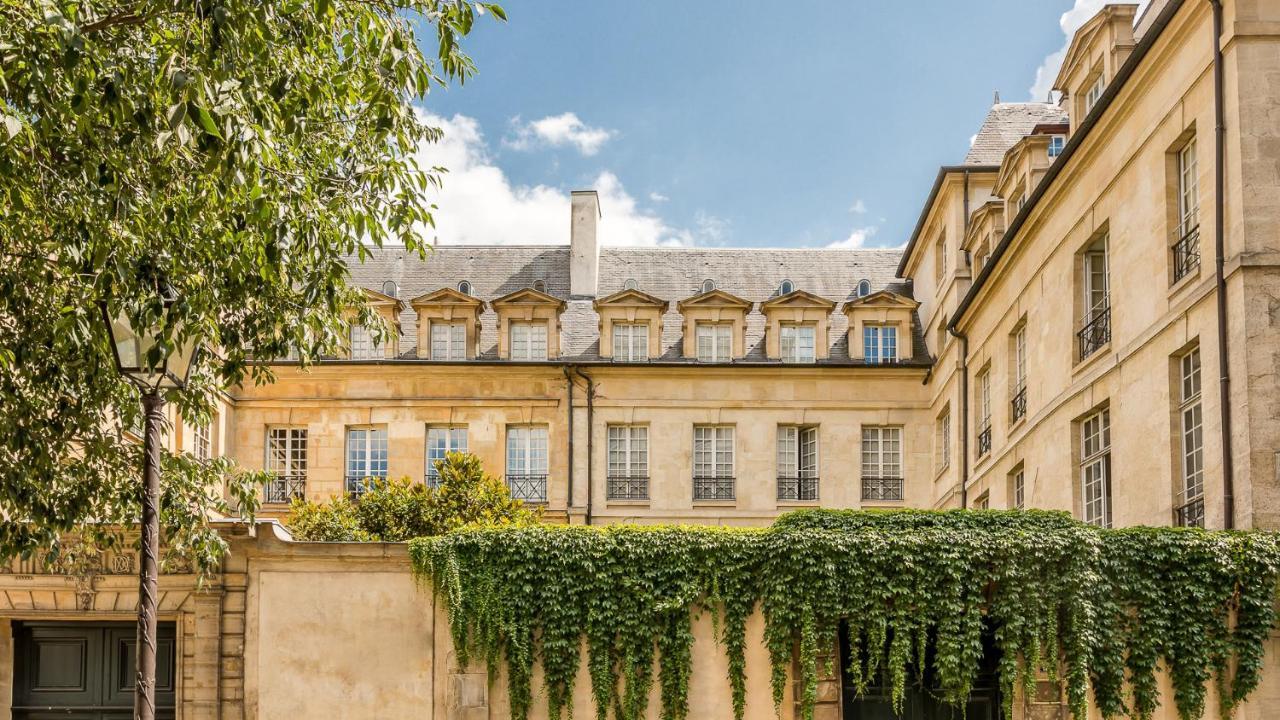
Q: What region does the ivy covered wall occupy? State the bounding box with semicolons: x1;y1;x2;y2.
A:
410;510;1280;720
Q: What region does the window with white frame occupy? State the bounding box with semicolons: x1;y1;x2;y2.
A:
349;324;383;359
612;323;649;362
265;427;308;503
1084;74;1105;113
861;426;903;501
426;426;467;486
976;368;992;457
1012;467;1026;510
1080;408;1112;527
777;426;819;501
346;427;388;497
1048;135;1066;158
1011;324;1028;422
693;425;735;500
510;321;548;361
1079;234;1111;360
863;324;898;364
1178;139;1199;237
506;426;548;501
607;425;649;500
780;324;816;363
430;322;467;361
1177;347;1204;527
936;409;951;471
695;323;732;362
193;420;211;460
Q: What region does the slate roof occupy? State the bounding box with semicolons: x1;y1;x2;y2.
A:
964;103;1070;165
347;246;929;365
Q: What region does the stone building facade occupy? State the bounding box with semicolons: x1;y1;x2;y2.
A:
3;0;1280;718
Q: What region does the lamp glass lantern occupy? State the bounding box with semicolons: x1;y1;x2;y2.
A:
101;302;200;391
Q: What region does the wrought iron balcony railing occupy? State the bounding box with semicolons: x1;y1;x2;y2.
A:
693;475;735;501
506;473;548;503
1175;495;1205;528
1077;304;1111;361
861;476;904;502
264;475;306;504
1172;224;1201;283
607;475;650;501
777;475;819;502
1011;386;1027;423
345;475;385;499
977;422;992;457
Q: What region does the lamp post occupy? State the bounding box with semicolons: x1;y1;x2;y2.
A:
100;298;200;720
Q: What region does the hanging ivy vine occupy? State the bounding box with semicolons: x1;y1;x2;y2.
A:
410;510;1280;720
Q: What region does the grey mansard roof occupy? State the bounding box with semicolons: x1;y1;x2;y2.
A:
347;245;930;365
964;102;1069;165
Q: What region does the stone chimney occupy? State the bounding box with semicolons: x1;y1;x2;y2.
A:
570;190;601;298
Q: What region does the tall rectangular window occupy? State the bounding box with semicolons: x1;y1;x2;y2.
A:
607;425;649;500
265;427;308;503
934;234;946;285
777;426;819;501
863;325;898;364
426;426;467;487
1178;139;1199;236
1011;325;1028;422
936;409;951;471
430;322;467;361
510;322;548;361
1012;467;1026;510
780;324;816;363
1177;347;1205;527
1079;234;1110;360
345;427;388;497
695;323;732;362
861;426;903;501
349;324;383;359
1080;409;1112;527
1084;74;1105;113
976;368;992;457
506;426;548;501
612;323;649;362
193;420;211;461
693;425;735;500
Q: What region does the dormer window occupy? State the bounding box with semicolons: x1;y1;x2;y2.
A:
857;280;871;298
863;324;899;364
612;323;649;362
532;280;547;293
457;280;473;295
701;279;716;294
1048;135;1066;158
1084;73;1105;114
430;321;467;361
510;322;548;361
623;278;639;290
492;287;566;361
349;324;382;360
779;279;795;295
382;281;398;298
695;323;732;362
780;324;816;363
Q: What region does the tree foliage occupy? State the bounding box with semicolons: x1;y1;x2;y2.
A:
413;510;1280;720
286;452;540;541
0;0;502;569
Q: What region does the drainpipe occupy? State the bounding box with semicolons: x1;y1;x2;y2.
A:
563;366;576;521
948;169;973;510
573;367;597;525
1209;0;1235;528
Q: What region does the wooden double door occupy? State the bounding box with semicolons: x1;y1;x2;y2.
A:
12;621;176;720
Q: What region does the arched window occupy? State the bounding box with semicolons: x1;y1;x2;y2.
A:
857;279;872;298
457;280;473;295
701;279;716;294
532;279;547;293
623;278;639;291
779;279;795;295
381;281;398;298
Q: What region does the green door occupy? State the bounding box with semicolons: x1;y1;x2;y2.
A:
12;621;176;720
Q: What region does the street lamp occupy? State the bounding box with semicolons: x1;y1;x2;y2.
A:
100;297;199;720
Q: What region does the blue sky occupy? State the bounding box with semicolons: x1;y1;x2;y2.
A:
416;1;1119;249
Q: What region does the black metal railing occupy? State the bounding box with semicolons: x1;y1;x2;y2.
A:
861;476;904;502
977;422;992;457
1175;495;1205;528
1172;225;1201;283
1077;304;1111;361
607;475;650;501
345;475;385;499
1011;386;1027;423
694;475;735;501
777;475;819;502
264;475;306;504
506;473;548;502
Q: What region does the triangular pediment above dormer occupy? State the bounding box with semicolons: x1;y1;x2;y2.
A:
409;287;486;310
675;288;752;313
362;287;405;311
491;287;567;311
842;290;920;313
760;289;837;312
593;288;670;312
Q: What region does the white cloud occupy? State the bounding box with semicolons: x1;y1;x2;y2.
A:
649;191;669;203
826;226;878;250
504;112;614;156
1028;0;1150;102
413;113;704;247
849;198;867;214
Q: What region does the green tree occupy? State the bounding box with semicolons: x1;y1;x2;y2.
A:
0;0;503;570
287;452;540;541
